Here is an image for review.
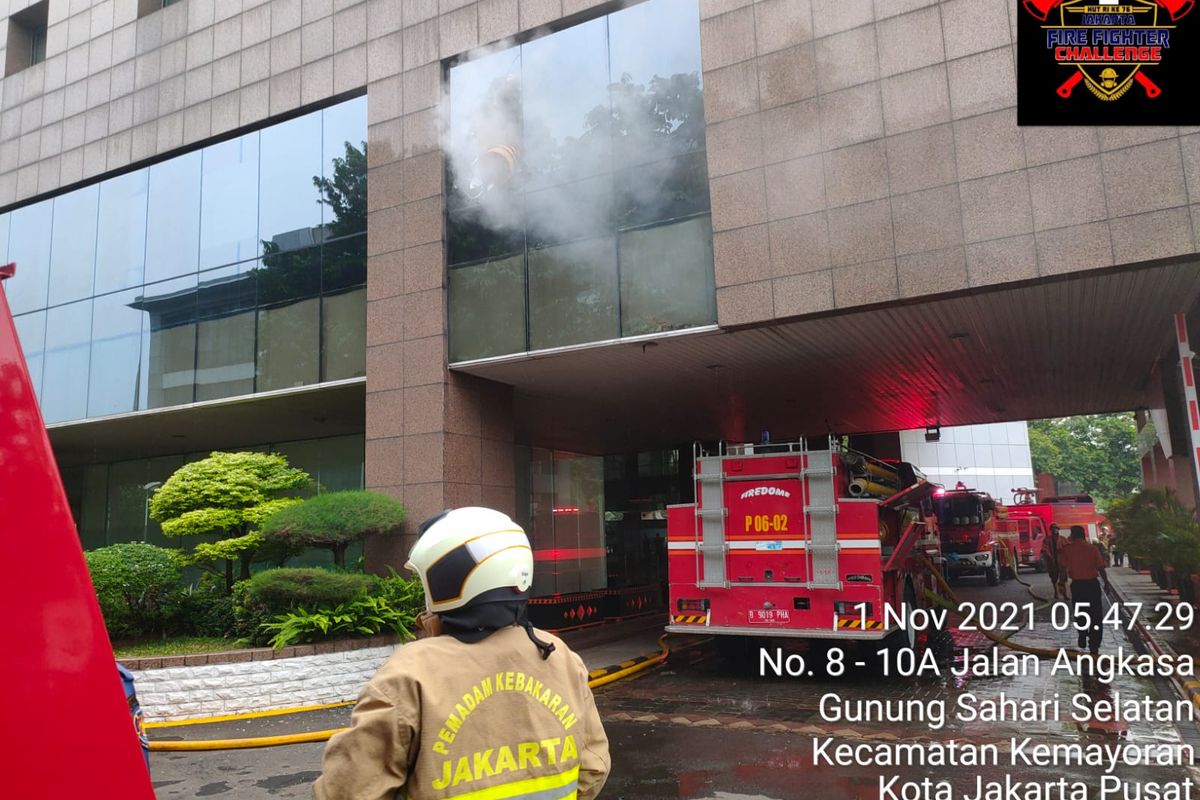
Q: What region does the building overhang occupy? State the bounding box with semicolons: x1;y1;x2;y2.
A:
453;258;1200;454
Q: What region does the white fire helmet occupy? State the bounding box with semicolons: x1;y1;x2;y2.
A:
404;507;534;614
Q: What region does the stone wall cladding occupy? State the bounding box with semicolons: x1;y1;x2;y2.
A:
129;643;397;721
704;0;1200;326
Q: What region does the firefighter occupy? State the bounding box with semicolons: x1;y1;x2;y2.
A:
312;507;611;800
1058;525;1108;656
1044;524;1067;600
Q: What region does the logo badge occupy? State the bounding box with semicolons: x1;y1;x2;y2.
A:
1018;0;1199;124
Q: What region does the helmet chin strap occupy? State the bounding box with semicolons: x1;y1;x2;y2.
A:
517;604;556;660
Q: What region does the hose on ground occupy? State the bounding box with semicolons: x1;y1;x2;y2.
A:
149;634;676;752
918;552;1081;659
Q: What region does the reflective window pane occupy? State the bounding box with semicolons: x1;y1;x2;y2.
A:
13;311;46;401
447;205;525;266
528;238;618;350
449;255;526;361
615;151;710;230
322;233;366;293
447;48;525;210
608;0;706;169
200;133;260;269
146;152;202;283
89;289;147;417
138;274;198;408
321;287;366;381
0;212;9;261
521;18;611;190
322;97;367;235
260;112;323;253
619;217;715;337
42;299;93;423
255;245;321;391
6;200;54;315
196;263;257;401
95;170;150;294
49;184;100;305
526;175;612;249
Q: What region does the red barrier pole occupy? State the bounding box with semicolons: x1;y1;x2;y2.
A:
0;264;156;799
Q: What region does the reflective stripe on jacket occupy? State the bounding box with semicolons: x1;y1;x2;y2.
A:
313;625;610;800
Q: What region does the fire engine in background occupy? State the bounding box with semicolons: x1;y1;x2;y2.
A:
665;440;944;655
933;482;1010;586
1001;489;1105;573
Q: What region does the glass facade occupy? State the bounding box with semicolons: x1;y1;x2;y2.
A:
63;434;366;561
446;0;714;363
1;96;367;425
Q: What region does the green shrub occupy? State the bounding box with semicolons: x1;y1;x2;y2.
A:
261;491;405;568
85;543;184;638
182;588;236;638
261;595;417;649
233;568;378;643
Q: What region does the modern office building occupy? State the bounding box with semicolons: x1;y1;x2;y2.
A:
899;422;1035;506
3;0;1199;599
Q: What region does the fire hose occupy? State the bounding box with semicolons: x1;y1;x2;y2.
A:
917;553;1082;659
148;634;677;752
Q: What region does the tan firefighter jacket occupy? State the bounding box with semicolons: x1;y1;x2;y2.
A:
313;625;611;800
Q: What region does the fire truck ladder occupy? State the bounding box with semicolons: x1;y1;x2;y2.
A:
804;439;841;589
694;446;728;588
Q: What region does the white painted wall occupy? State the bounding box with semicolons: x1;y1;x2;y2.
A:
133;645;396;722
899;422;1036;505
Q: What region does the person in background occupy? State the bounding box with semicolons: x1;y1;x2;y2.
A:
313;507;611;800
1044;524;1067;600
1057;525;1108;656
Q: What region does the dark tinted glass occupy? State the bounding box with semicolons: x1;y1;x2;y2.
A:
146;152;202;283
89;288;147;417
322;233;367;293
615;151;710;229
6;200;54;315
321;97;367;235
260;111;323;253
447;204;525;266
48;184;100;306
527;237;618;350
195;263;258;401
139;273;198;409
256;246;321;391
95;169;150;294
12;311;45;400
42;299;93;423
200;133;260;269
322;287;366;381
521;17;611;190
448;255;526;361
618;216;715;336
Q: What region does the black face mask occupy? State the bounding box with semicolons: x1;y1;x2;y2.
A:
438;593;556;660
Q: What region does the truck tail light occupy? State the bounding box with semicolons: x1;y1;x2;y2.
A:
834;601;872;617
678;598;709;612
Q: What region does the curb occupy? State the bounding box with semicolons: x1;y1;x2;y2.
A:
148;633;695;751
1103;575;1200;750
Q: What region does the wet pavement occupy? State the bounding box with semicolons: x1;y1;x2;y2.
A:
149;570;1200;798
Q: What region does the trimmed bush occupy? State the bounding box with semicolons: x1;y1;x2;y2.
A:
85;543;184;638
262;490;405;568
233;568;378;643
182;589;236;638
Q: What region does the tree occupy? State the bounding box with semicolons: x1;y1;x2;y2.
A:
149;452;312;590
261;490;406;568
1028;414;1142;510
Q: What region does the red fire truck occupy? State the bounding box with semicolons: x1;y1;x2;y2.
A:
1000;489;1104;572
932;482;1009;585
665;440;944;653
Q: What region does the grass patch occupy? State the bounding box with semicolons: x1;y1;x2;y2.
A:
112;636;250;658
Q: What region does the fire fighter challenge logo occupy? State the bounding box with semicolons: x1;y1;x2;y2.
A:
1017;0;1200;125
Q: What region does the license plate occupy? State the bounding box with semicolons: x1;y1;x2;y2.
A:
748;609;790;624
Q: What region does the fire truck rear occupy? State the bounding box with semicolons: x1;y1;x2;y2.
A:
666;440;943;651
